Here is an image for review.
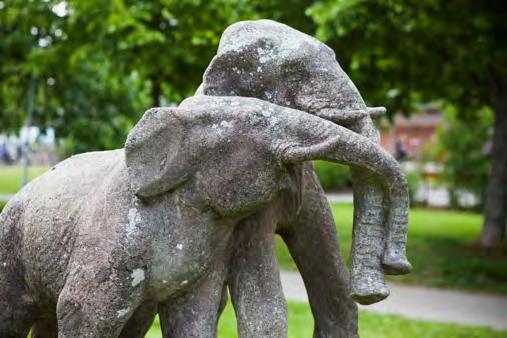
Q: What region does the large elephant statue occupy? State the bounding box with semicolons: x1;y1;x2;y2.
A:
0;96;408;337
198;19;412;332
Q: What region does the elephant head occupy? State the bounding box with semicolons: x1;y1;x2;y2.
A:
125;95;407;232
199;20;411;304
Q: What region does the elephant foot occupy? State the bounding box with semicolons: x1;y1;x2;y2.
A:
350;271;390;305
382;250;412;275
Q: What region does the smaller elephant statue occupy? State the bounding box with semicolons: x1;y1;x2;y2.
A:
0;96;408;337
201;20;412;308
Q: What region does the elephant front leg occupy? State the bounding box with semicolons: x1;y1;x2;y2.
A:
158;258;228;338
56;265;145;338
227;213;288;338
279;163;358;338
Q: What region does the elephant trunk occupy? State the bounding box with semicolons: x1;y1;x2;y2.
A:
280;119;410;271
348;116;411;304
314;107;411;304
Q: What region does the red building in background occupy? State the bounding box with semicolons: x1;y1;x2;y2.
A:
380;112;443;160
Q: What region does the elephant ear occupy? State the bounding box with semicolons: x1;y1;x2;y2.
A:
125;107;190;199
203;49;270;98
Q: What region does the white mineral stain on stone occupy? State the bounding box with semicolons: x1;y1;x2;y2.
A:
126;207;141;238
220;120;233;129
269;116;278;127
212;120;234;136
176;243;183;250
131;268;145;287
117;307;130;318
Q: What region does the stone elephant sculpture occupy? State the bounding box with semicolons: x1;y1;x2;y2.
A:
197;19;412;329
0;96;408;338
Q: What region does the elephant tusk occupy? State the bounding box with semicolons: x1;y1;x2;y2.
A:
316;107;385;125
367;107;386;118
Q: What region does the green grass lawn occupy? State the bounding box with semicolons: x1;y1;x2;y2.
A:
143;301;506;338
0;165;49;194
276;203;507;295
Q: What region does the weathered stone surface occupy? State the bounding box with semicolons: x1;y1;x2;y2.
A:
201;20;411;311
0;20;410;338
0;96;408;337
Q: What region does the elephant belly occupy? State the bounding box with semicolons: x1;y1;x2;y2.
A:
145;214;234;302
14;149;128;303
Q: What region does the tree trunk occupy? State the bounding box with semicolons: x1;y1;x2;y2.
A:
151;78;161;107
481;90;507;249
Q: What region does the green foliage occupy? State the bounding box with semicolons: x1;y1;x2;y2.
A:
405;169;422;206
146;302;507;338
276;203;507;294
307;0;506;241
432;106;493;207
307;0;506;115
0;0;147;152
0;0;315;152
314;161;352;191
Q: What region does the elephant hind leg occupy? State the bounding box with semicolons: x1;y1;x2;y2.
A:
32;314;57;338
0;215;36;337
0;269;35;338
119;301;157;338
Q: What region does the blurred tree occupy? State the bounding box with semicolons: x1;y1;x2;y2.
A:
307;0;506;249
96;0;315;106
0;0;315;151
0;0;145;152
432;106;493;209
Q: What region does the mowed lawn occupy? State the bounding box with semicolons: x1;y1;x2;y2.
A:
0;165;49;194
143;301;506;338
276;203;507;295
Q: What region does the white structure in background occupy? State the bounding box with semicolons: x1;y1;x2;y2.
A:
0;127;56;166
403;161;480;208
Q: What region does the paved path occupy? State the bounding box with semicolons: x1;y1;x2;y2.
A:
326;193;353;203
280;271;507;330
0;193;13;202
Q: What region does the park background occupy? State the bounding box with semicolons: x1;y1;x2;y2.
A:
0;0;506;337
